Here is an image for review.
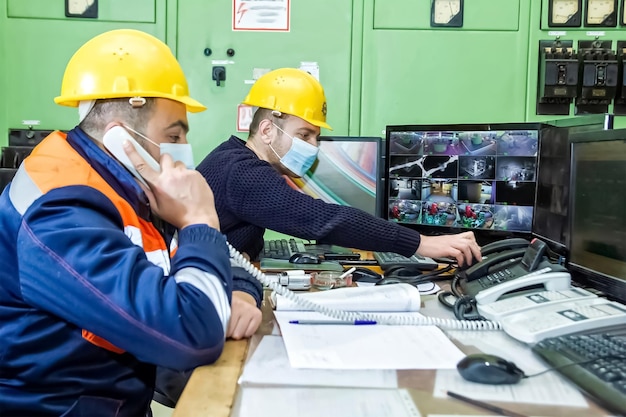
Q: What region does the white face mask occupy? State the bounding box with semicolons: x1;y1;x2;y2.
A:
123;125;195;169
269;123;319;177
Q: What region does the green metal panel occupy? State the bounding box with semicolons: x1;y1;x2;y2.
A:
175;0;355;164
360;0;532;136
1;1;167;137
2;0;626;148
0;0;7;147
374;0;521;31
8;0;156;22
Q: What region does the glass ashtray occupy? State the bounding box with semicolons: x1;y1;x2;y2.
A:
310;271;353;290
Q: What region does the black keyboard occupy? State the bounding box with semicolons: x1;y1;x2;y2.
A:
261;238;307;260
373;251;438;271
531;325;626;416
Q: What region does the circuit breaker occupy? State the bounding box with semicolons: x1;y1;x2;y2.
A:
537;40;578;115
576;40;619;114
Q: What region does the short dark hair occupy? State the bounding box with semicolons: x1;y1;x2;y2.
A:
80;98;156;138
248;107;290;137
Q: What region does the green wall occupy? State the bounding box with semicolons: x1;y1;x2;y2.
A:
1;0;625;153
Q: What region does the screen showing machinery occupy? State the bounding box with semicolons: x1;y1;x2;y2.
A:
286;136;384;217
569;129;626;304
385;124;540;238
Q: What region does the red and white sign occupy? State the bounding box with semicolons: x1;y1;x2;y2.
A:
233;0;290;32
237;104;254;132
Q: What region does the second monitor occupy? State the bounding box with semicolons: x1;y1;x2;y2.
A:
385;123;541;243
286;136;384;217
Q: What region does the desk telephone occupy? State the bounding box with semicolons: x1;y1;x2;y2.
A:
457;237;570;304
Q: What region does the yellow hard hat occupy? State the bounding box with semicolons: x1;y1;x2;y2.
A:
242;68;331;130
54;29;205;113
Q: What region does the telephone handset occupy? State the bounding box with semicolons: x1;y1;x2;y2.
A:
103;125;160;187
500;298;626;344
458;238;569;302
458;237;531;282
476;286;598;321
103;127;503;331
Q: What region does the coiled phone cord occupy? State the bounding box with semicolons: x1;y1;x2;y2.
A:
229;244;502;331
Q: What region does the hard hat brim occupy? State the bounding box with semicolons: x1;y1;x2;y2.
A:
54;94;207;113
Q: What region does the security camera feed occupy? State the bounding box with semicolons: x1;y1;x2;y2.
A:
286;137;381;216
387;129;538;232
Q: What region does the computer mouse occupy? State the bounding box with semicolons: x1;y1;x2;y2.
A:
351;267;382;283
289;253;321;264
456;353;526;385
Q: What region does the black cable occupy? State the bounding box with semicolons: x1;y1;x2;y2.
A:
377;264;455;287
523;354;626;379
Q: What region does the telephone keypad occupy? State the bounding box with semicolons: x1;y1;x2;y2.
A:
478;269;514;288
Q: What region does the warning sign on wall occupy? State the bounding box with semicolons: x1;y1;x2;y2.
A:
232;0;290;32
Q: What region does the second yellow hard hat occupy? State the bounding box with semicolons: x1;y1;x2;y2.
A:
242;68;331;130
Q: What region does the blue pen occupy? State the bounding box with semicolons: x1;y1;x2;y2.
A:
289;320;377;325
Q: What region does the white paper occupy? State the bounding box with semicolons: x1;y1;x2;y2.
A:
239;335;398;388
433;369;588;407
237;387;422;417
355;281;441;295
274;311;466;369
273;283;422;312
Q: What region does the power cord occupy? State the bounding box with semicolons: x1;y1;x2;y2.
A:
377;264;455;287
438;275;486;320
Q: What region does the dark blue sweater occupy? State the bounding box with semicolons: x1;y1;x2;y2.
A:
197;136;422;260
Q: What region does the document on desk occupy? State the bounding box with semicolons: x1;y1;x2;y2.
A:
274;311;466;369
239;335;398;388
237;387;422;417
433;369;587;407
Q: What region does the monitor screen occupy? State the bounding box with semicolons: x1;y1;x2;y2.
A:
286;136;383;217
569;129;626;304
385;124;542;243
532;114;613;253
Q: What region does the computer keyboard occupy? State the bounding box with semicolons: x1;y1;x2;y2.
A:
373;251;438;271
531;325;626;415
261;238;307;260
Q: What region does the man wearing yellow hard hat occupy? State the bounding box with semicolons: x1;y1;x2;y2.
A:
197;68;481;276
0;29;261;416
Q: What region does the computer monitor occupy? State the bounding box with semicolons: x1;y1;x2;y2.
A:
385;123;543;245
286;136;384;217
532;114;613;254
568;128;626;304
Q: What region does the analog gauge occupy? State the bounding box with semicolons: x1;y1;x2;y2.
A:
548;0;582;26
431;0;464;27
584;0;617;26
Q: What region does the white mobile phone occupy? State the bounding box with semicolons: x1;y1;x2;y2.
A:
103;126;160;187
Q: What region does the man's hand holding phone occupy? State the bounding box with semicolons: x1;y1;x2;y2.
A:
122;140;220;231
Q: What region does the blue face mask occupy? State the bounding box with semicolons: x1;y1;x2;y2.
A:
124;125;195;169
270;123;319;177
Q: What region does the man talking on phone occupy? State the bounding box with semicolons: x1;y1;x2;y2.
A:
0;29;261;416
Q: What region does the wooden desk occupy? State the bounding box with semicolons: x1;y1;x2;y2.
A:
173;275;614;417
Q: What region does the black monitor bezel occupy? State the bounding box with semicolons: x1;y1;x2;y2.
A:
384;123;546;246
567;128;626;304
531;114;614;255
